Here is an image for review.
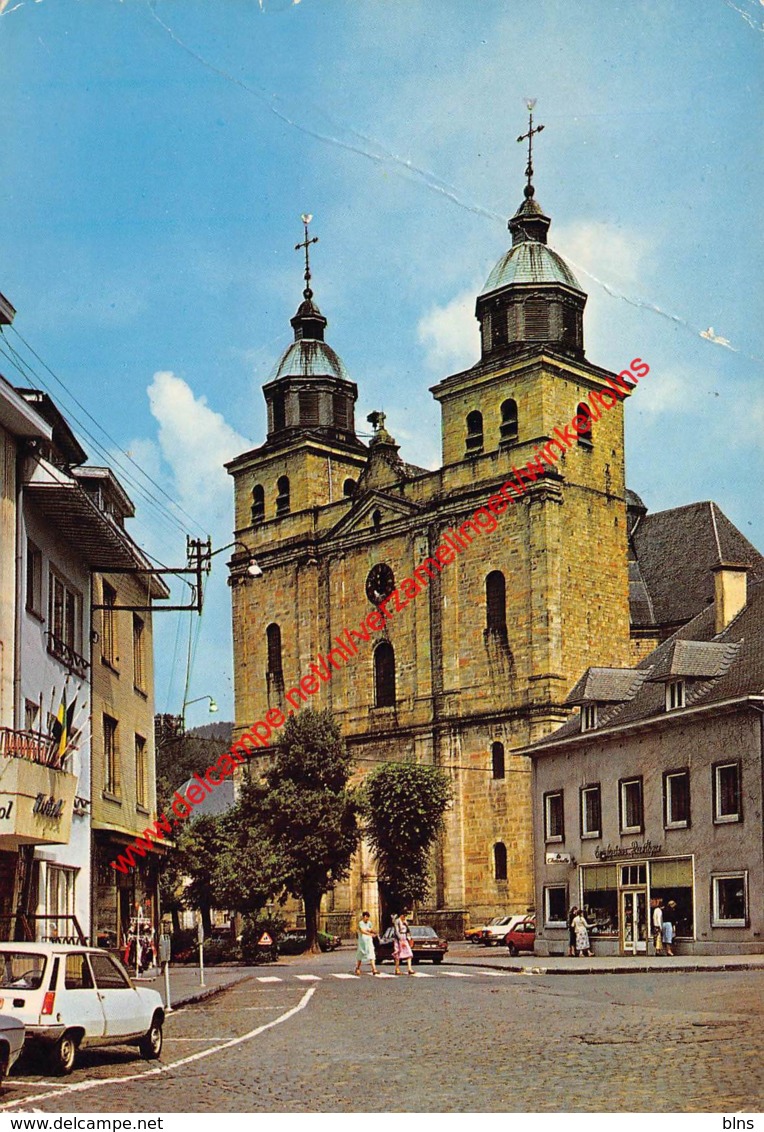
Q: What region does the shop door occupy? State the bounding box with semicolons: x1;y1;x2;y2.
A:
620;889;648;955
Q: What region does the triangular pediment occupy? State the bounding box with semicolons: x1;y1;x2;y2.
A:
327;489;421;541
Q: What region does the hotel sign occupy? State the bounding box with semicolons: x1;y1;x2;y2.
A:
0;758;77;846
595;840;663;861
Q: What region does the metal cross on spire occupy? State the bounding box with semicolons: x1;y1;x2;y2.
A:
295;212;319;299
517;99;545;197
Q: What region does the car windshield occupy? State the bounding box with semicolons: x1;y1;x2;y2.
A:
411;927;438;939
0;951;47;990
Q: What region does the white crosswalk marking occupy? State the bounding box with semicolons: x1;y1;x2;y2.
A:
333;972;360;979
255;976;282;983
483;971;514;977
374;972;396;978
294;974;322;981
441;971;474;977
411;972;433;977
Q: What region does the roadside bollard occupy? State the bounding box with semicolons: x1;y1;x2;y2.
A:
198;921;206;986
159;933;172;1013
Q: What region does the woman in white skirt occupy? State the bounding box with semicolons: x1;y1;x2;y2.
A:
354;911;378;976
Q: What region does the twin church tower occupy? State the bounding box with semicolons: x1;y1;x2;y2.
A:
226;120;634;927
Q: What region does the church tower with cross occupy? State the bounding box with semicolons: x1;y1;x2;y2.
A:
227;115;635;931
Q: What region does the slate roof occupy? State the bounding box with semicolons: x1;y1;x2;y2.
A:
647;639;738;681
481;241;582;296
527;578;764;753
629;500;764;630
565;667;649;705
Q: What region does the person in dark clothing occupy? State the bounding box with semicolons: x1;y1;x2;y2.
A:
567;906;578;957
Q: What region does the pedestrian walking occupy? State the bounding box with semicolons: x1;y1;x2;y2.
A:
567;906;578;957
652;897;664;954
393;910;414;975
572;908;591;957
662;900;677;956
354;911;378;976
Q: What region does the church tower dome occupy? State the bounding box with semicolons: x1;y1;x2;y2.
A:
476;108;587;363
262;215;362;450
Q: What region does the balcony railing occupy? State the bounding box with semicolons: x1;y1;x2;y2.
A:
46;631;89;679
0;726;62;769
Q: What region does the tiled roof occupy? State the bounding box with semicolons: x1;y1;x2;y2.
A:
481;241;582;295
647;639;739;681
629;501;764;629
565;667;649;705
529;578;764;751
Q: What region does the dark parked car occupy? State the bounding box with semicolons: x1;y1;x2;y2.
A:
374;925;448;964
504;918;536;956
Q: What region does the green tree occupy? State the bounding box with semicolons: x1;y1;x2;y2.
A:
175;814;226;935
362;762;452;913
258;709;360;952
214;776;286;917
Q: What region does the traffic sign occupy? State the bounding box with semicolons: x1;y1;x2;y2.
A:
258;932;273;946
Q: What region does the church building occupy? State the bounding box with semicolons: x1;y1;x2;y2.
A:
226;132;761;933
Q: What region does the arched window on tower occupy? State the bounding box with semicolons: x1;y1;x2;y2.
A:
374;641;396;708
372;508;382;532
465;410;484;458
499;399;518;447
486;571;507;635
343;478;357;498
494;842;508;882
266;623;283;677
251;484;265;526
576;402;593;448
276;476;291;516
492;741;505;780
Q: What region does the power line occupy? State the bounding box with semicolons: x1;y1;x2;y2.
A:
4;326;206;536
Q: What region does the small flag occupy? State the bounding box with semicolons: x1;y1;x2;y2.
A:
50;690;77;763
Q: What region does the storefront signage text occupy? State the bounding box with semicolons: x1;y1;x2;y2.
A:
595;840;663;861
33;793;65;819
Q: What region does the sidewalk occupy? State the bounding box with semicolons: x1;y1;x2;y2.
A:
451;948;764;975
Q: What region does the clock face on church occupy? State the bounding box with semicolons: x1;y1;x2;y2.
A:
366;563;395;605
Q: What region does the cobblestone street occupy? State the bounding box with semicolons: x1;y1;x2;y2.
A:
1;951;762;1113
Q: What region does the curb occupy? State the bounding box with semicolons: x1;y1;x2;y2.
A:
165;972;257;1010
449;959;764;976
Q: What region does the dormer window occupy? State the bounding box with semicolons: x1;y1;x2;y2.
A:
666;680;685;711
581;704;598;732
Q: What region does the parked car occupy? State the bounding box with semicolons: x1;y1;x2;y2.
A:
464;916;502;943
278;930;342;955
0;1014;25;1089
481;914;528;945
504;917;536;956
374;925;448;964
0;943;164;1075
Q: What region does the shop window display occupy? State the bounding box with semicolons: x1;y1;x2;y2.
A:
581;864;618;938
650;858;694;938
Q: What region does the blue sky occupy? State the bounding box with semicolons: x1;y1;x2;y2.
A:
1;0;761;725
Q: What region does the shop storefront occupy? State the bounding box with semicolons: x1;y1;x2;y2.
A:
579;853;694;955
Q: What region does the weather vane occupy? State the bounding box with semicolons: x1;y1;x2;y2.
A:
295;213;319;299
517;98;544;197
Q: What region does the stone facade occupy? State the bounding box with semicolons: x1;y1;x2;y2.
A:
227;187;637;929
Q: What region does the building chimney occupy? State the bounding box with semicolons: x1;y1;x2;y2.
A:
712;563;749;634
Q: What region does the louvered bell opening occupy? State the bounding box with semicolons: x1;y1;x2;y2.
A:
523;299;550;340
299;391;320;427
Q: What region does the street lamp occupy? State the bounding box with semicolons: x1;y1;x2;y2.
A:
181;694;218;730
205;540;262;577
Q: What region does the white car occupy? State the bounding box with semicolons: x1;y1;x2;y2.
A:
480;914;529;945
0;1013;25;1088
0;943;164;1075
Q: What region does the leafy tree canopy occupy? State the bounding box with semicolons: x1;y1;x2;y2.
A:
362;762;452;911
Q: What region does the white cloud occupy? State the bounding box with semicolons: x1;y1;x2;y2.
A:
555;221;651;288
146;371;252;534
417;285;481;374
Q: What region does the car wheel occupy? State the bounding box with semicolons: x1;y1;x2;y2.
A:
139;1016;163;1060
50;1032;78;1076
507;943;518;956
